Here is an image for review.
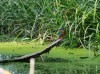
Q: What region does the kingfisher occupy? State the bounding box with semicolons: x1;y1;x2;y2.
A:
59;28;66;39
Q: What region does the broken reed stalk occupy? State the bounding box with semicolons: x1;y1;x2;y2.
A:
29;58;35;74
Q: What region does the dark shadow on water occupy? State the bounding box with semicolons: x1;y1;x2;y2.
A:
80;56;89;59
42;57;78;62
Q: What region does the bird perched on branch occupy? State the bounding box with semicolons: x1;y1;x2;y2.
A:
59;28;66;39
0;28;66;63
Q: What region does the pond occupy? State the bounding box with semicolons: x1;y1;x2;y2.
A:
0;55;29;74
0;62;29;74
0;55;100;74
0;62;100;74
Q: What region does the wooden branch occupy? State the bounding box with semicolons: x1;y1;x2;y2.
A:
0;38;63;63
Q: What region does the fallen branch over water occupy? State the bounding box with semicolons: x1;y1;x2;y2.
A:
0;39;63;63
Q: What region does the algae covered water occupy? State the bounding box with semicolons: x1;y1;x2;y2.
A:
0;43;100;74
0;55;100;74
0;62;100;74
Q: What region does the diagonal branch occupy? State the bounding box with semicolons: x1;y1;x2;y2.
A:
0;38;63;63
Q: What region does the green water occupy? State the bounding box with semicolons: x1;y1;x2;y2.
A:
0;55;100;74
0;62;29;74
0;42;100;74
0;61;100;74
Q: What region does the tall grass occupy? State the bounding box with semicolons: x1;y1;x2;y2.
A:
0;0;100;47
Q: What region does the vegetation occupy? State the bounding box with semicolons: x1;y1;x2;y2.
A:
0;0;100;48
0;0;100;74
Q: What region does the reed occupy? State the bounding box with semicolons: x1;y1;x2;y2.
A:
0;0;100;47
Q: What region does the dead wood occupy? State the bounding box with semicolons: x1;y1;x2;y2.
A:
0;38;63;63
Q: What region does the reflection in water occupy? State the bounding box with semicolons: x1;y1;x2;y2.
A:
0;62;29;74
0;67;11;74
0;55;18;60
0;55;29;74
